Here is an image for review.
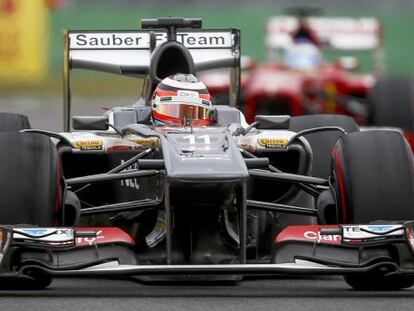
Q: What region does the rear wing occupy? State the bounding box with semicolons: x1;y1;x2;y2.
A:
265;16;383;72
63;18;240;131
67;30;239;75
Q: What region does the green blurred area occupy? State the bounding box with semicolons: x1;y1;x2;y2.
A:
2;5;414;93
49;5;414;74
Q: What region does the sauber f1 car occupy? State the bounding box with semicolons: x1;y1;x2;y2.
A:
200;9;414;147
1;17;414;291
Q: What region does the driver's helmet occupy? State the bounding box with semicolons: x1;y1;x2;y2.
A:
151;73;212;127
283;41;322;71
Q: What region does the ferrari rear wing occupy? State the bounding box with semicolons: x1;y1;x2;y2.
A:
265;16;383;73
63;17;241;131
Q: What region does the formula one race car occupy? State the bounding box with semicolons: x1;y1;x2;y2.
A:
200;9;414;147
1;17;414;291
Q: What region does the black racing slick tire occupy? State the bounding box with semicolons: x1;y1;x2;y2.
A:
0;132;62;226
0;132;61;289
0;112;31;131
290;114;359;178
331;130;414;290
369;76;414;134
343;274;414;291
0;271;53;290
331;130;414;223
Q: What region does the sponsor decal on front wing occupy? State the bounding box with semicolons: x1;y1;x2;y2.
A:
342;224;404;240
275;225;341;245
275;224;405;247
13;228;75;246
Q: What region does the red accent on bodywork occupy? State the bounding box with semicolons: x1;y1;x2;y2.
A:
406;227;414;252
75;227;135;247
203;57;373;124
332;148;348;223
107;145;134;152
275;225;341;245
403;131;414;154
243;65;310;123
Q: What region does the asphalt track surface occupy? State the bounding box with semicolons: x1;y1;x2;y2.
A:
3;277;414;311
1;94;414;310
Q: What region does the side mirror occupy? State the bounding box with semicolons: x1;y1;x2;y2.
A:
335;56;360;71
254;115;291;129
72;116;109;131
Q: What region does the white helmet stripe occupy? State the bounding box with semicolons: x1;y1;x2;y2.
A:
160;77;208;90
155;96;212;107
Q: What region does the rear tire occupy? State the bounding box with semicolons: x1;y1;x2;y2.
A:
290;114;359;178
0;112;31;132
369;76;414;133
331;130;414;290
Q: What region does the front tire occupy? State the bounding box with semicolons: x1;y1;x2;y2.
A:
344;274;414;291
331;130;414;290
331;130;414;223
0;132;62;226
0;132;63;290
0;270;53;290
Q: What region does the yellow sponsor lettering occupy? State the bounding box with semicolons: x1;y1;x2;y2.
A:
258;138;288;149
132;137;160;148
73;140;103;151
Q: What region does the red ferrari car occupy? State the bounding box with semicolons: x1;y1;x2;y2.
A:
200;13;414;146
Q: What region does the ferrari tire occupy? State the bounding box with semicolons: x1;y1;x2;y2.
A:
0;112;31;131
331;130;414;290
369;76;414;134
0;132;62;226
290;114;359;178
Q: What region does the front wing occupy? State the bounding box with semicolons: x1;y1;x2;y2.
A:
1;223;414;279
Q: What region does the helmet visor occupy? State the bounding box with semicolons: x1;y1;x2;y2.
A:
154;102;211;121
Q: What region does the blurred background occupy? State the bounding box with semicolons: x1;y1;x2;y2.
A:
0;0;414;130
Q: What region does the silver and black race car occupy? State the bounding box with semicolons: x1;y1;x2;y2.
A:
0;17;414;291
